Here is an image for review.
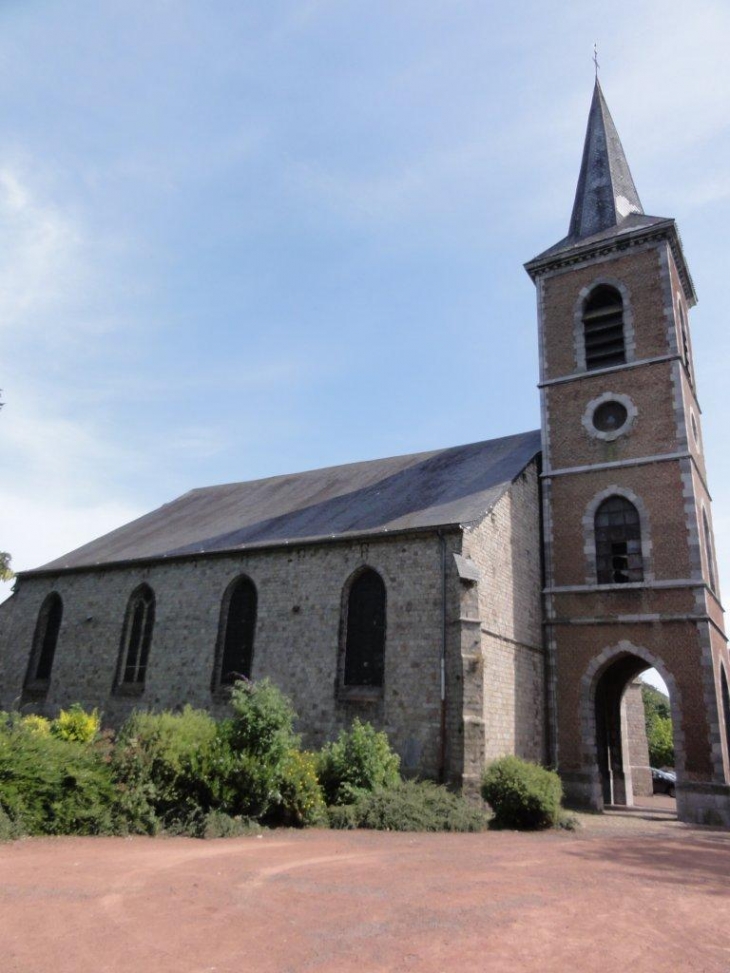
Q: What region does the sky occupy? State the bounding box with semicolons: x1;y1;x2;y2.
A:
1;1;729;694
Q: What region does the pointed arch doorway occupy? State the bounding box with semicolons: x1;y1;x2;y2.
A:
587;645;679;812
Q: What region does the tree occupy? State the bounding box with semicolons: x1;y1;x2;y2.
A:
0;552;13;582
642;683;674;768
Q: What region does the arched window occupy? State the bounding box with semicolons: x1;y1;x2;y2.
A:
115;584;155;692
341;568;386;690
702;508;717;592
213;576;257;691
583;285;625;371
25;592;63;689
595;496;644;584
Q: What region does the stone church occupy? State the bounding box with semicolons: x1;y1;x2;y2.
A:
2;81;730;825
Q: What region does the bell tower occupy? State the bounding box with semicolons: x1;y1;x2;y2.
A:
525;80;730;825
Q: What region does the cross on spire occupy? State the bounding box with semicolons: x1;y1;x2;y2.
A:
593;43;599;78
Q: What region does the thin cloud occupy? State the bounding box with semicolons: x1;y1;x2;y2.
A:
0;164;86;334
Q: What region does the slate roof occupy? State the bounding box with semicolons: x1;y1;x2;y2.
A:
31;430;542;574
568;79;645;241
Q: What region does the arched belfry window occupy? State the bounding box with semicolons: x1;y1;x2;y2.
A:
595;496;644;584
213;575;257;691
583;285;626;370
702;509;717;592
25;592;63;690
115;584;155;692
341;568;386;691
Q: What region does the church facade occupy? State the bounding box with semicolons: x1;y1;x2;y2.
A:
2;81;730;824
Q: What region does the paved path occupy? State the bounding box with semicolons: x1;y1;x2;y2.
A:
1;811;728;973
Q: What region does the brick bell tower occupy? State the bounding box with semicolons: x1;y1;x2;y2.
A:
525;79;730;825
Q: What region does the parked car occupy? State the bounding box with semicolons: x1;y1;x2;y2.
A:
651;768;676;797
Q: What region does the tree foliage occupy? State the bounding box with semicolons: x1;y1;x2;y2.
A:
642;683;674;768
0;552;13;583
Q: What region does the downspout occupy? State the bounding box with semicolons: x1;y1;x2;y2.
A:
438;530;447;784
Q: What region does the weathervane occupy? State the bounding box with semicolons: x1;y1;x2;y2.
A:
593;43;600;79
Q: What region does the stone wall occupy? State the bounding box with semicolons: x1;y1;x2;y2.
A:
0;531;452;780
462;460;545;772
622;679;652;798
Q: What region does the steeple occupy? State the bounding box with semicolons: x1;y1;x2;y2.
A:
568;79;643;241
525;79;695;306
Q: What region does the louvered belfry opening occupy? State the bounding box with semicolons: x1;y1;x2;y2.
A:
218;576;257;687
117;584;155;688
595;496;644;584
344;569;386;688
583;285;626;370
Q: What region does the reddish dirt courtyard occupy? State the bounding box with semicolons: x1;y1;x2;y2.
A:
1;810;728;973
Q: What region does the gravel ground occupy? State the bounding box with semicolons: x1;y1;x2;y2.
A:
1;806;728;973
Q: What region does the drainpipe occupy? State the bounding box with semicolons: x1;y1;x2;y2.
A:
438;530;447;784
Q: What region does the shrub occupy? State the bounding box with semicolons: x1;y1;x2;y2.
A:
198;810;263;839
0;718;116;835
317;719;401;805
112;682;308;832
207;679;303;822
271;750;326;827
481;756;563;830
21;714;52;736
111;706;219;833
51;704;101;744
328;779;489;832
0;805;23;841
227;678;299;763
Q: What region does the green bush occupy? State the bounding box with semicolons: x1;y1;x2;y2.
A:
318;719;401;805
198;810;263;839
112;681;311;832
0;715;116;835
213;679;304;821
111;706;219;833
0;804;23;840
328;779;489;832
227;678;299;763
481;756;563;830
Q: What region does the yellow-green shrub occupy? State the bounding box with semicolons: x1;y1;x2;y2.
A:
51;704;100;744
273;750;326;827
21;714;52;736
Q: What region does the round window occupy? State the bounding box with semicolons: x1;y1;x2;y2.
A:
592;400;628;433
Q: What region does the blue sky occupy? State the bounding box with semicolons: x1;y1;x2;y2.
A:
2;0;730;682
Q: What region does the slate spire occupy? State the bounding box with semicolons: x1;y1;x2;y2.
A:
568;80;644;241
